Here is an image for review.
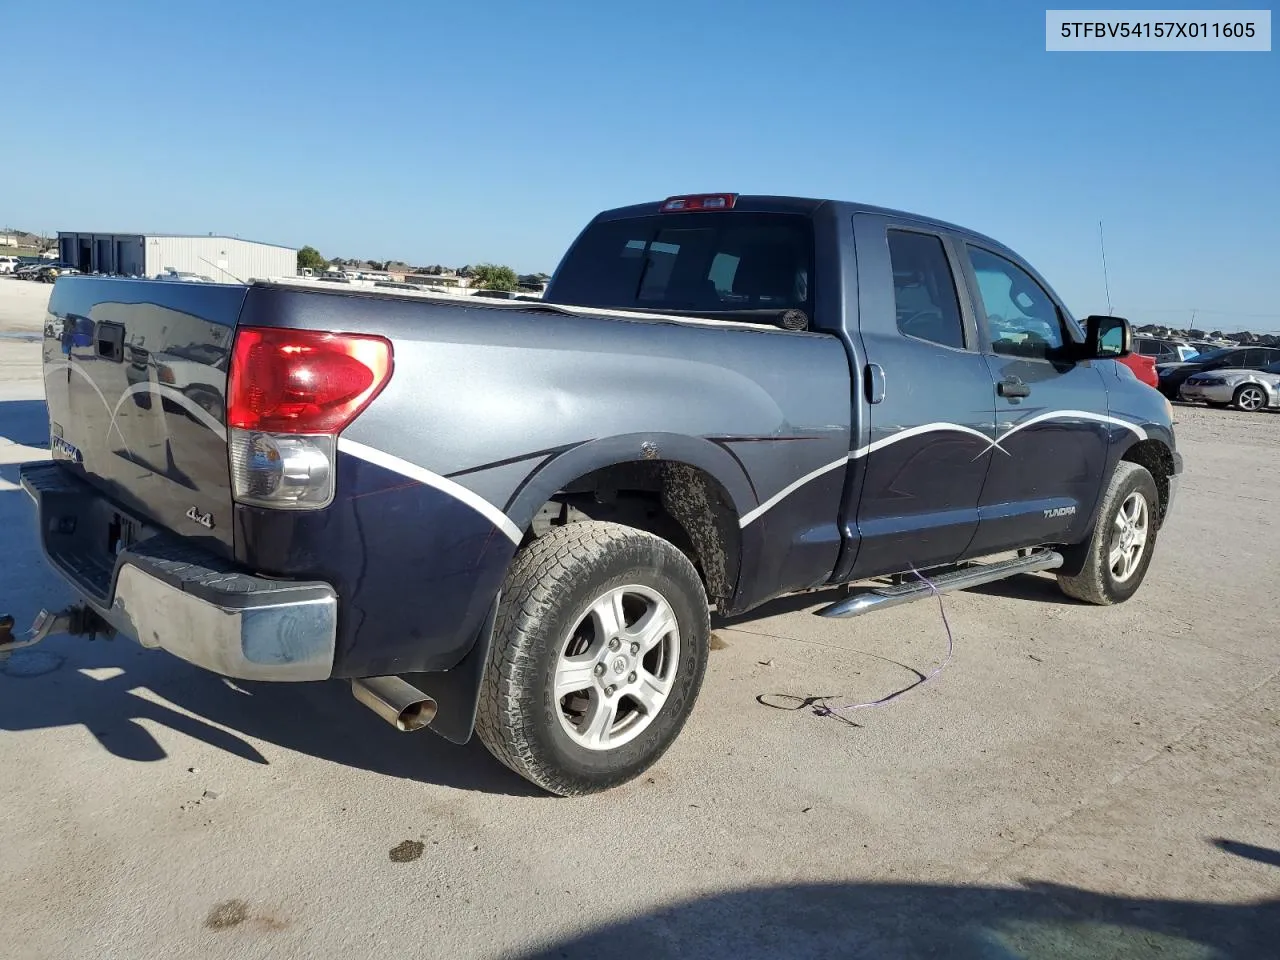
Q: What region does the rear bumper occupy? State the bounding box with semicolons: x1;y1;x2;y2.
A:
19;461;337;681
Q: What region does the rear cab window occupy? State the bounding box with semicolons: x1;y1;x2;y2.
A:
886;230;966;349
549;212;814;324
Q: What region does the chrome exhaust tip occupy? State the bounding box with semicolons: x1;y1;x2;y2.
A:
351;676;437;732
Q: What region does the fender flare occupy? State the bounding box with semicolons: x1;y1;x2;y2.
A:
504;431;757;534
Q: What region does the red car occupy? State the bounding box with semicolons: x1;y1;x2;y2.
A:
1119;352;1158;388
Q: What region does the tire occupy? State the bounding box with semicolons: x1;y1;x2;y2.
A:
476;520;710;796
1057;461;1159;605
1233;384;1267;412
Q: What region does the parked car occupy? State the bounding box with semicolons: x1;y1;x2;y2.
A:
0;255;20;275
38;264;80;282
14;193;1181;796
155;270;215;283
1133;336;1198;364
1187;340;1224;357
1157;346;1280;399
1178;359;1280;411
1118;352;1158;388
14;262;47;280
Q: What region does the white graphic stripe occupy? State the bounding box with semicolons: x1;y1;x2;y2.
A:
739;412;1146;528
337;437;524;546
850;421;1008;460
738;456;848;529
994;409;1147;444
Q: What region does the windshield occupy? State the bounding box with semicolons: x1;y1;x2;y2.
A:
1189;348;1235;364
549;212;814;322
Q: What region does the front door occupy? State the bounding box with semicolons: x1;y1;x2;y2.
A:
841;215;997;580
959;243;1115;556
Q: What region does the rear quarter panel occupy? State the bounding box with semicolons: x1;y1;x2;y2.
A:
235;287;853;676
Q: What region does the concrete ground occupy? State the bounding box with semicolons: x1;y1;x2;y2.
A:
0;280;1276;959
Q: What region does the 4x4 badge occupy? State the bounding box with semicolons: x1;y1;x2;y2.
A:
186;506;215;529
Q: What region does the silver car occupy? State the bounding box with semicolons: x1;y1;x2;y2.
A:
1179;360;1280;411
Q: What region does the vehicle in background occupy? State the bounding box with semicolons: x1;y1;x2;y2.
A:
14;262;47;280
37;264;80;283
1179;360;1280;412
1118;351;1159;388
0;255;20;274
156;270;216;283
1158;346;1280;399
315;272;352;284
16;193;1181;796
1187;340;1224;357
1133;336;1198;364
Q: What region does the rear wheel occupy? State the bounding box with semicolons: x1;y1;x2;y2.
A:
1233;384;1267;412
476;521;709;796
1058;461;1159;605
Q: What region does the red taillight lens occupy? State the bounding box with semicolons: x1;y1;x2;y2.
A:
227;327;393;434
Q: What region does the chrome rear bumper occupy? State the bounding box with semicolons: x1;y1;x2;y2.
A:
19;461;337;681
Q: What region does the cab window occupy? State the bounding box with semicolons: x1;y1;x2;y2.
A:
886;230;965;349
967;246;1067;360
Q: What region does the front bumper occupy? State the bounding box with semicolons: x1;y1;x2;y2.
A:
19;461;337;681
1178;382;1233;404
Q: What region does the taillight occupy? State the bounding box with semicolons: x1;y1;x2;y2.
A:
227;327;393;510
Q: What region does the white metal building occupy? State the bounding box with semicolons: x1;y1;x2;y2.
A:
56;232;297;282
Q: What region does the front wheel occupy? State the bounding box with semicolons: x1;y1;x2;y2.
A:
1057;461;1160;605
476;520;709;796
1233;384;1268;412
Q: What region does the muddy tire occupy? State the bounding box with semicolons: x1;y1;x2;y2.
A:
1057;461;1159;605
475;521;709;796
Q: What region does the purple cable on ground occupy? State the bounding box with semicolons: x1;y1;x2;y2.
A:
813;565;955;717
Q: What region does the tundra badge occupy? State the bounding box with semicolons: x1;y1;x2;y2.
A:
1043;506;1076;519
186;506;215;530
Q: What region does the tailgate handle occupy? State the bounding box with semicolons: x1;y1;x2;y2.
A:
95;321;125;363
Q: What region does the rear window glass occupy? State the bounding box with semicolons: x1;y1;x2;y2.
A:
549;212;814;318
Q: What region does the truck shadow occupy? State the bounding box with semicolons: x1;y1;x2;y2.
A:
514;878;1280;959
0;638;543;797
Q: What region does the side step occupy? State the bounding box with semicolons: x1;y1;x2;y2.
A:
817;550;1063;619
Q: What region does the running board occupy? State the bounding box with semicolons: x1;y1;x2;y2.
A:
816;550;1064;619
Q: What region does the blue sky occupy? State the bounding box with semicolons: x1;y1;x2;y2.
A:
4;0;1277;329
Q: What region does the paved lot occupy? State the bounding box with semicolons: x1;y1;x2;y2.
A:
1;288;1277;958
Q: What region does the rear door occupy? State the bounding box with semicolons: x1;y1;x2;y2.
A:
842;214;996;579
959;242;1112;556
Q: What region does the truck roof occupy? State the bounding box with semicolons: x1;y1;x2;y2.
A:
594;194;1014;256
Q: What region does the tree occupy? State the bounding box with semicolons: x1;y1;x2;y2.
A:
297;246;328;272
470;263;519;292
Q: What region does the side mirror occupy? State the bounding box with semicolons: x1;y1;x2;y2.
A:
1083;314;1131;359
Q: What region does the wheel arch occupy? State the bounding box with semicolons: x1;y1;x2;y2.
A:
505;433;752;606
1118;435;1175;527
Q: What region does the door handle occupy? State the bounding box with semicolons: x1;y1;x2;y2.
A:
997;377;1031;399
865;363;886;404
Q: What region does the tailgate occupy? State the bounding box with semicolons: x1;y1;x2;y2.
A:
43;277;249;557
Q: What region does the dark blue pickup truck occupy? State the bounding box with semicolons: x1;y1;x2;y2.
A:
11;194;1181;795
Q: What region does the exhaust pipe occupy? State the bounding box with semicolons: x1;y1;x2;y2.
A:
351;676;437;732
